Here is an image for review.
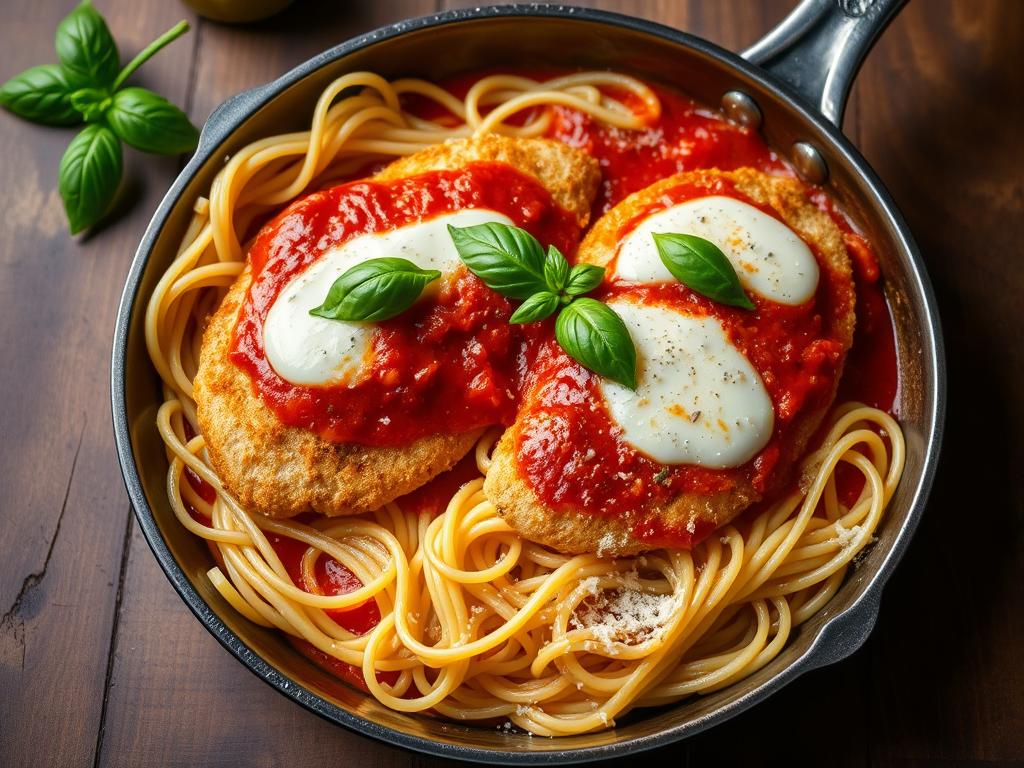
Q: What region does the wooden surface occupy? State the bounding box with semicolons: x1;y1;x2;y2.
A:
1;1;1021;765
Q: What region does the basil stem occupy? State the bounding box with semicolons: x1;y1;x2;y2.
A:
111;20;190;91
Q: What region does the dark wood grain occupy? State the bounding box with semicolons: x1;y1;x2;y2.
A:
1;1;1022;766
0;2;198;766
858;3;1024;763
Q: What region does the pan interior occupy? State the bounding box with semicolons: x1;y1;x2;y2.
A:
119;11;940;761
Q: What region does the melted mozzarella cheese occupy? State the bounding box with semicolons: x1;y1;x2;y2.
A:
614;195;819;305
263;209;513;386
599;299;774;468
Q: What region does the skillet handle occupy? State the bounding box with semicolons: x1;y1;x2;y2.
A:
742;0;904;126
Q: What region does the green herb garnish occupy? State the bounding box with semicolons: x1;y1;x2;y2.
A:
58;123;122;235
445;221;548;299
308;220;638;390
508;291;560;324
448;221;637;389
310;258;441;323
0;2;197;234
652;232;755;309
555;298;637;390
563;263;605;297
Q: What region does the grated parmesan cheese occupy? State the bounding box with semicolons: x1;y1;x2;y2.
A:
596;532;617;558
835;522;863;548
571;574;679;651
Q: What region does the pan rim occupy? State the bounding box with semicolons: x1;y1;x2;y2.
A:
110;4;945;764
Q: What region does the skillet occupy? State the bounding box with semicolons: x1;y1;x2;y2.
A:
111;0;945;762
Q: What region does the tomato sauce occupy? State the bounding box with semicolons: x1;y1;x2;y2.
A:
225;69;899;554
261;531;395;693
814;192;899;412
407;71;788;214
200;71;903;689
512;176;853;547
546;83;788;215
231;163;579;445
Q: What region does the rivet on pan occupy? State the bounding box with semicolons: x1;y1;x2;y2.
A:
721;91;762;129
792;141;829;185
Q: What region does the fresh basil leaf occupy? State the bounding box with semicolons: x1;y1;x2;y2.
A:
310;257;441;323
509;291;559;324
447;222;547;299
58;123;122;234
543;245;570;294
0;64;86;126
106;87;199;155
555;298;637;389
653;233;755;310
564;263;605;296
55;3;120;87
69;86;111;122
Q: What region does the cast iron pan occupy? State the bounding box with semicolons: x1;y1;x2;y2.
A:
111;0;945;762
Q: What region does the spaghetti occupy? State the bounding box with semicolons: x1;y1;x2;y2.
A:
145;71;904;735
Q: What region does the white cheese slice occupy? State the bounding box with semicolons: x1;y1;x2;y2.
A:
613;195;819;305
598;298;774;468
263;208;513;386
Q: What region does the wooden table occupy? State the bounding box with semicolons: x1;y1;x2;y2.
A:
2;1;1022;765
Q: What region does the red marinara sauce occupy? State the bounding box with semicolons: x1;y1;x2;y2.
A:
513;177;854;547
408;71;788;214
220;69;899;557
205;71;900;687
230;163;578;445
545;82;788;214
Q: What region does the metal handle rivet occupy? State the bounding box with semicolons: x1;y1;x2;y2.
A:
721;90;762;130
792;141;829;185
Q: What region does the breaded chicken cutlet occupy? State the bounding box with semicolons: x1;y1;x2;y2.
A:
484;168;857;556
194;135;600;519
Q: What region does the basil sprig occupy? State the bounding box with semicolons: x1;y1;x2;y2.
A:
653;233;755;310
106;88;199;155
556;298;638;390
446;222;548;299
509;291;560;324
310;258;441;323
0;2;197;234
55;2;120;86
449;221;638;389
59;124;123;235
